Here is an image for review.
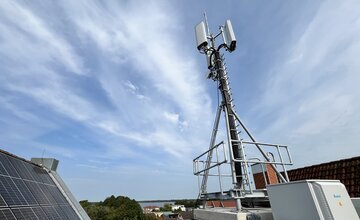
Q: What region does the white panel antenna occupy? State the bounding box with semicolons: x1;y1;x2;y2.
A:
195;21;208;50
224;20;236;52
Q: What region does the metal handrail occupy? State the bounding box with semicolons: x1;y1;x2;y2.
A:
232;159;292;165
194;160;227;176
193;141;224;161
231;140;293;165
193;137;294;202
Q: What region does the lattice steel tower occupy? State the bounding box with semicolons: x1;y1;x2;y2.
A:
193;14;293;210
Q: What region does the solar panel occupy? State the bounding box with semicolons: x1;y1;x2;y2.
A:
59;205;80;220
8;157;34;181
0;176;27;206
0;151;81;219
0;194;7;207
12;178;38;205
32;207;48;220
0;208;16;220
0;160;9;176
25;181;51;205
12;207;38;220
0;154;19;178
42;206;62;220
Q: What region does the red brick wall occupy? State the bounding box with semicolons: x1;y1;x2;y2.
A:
267;164;278;185
206;200;236;208
253;164;279;189
286;156;360;197
253;173;266;189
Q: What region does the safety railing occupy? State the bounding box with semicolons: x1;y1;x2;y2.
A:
193;139;293;200
193;141;231;196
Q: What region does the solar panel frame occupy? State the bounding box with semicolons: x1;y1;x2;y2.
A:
8;157;35;181
12;207;39;220
59;205;80;220
24;181;51;205
33;166;54;185
0;194;8;207
54;205;70;220
40;184;58;205
41;206;62;220
46;185;68;205
32;206;49;220
0;160;9;176
0;151;82;220
0;154;20;178
0;175;28;206
12;178;38;205
0;208;16;220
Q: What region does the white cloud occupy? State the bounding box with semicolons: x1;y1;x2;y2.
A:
124;80;137;92
0;1;85;75
163;111;180;124
0;0;212;165
255;0;360;166
57;0;213;157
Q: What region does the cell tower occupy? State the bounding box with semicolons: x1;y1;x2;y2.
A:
193;14;293;210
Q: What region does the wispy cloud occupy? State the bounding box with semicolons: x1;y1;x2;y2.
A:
0;1;85;75
253;0;360;166
1;0;358;201
0;0;212;198
56;0;213;159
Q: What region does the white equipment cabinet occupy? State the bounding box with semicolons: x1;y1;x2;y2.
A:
267;180;359;220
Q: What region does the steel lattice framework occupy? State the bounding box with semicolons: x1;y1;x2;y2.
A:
193;14;293;210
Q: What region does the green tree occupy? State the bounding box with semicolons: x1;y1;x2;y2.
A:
80;200;91;208
143;213;157;220
160;203;172;212
80;195;144;220
173;208;182;213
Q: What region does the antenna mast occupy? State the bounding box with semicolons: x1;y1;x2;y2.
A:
193;16;293;211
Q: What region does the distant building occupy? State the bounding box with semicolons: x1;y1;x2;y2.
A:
153;212;163;218
171;204;186;212
162;211;183;220
143;205;160;213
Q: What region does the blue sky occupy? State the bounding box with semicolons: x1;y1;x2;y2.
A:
0;0;359;201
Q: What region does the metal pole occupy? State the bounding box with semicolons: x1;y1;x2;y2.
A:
224;105;238;185
239;140;252;193
215;146;224;195
224;105;241;211
213;49;244;187
277;145;290;182
200;105;222;195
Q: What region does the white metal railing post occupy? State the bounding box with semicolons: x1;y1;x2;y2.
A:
277;145;290;182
